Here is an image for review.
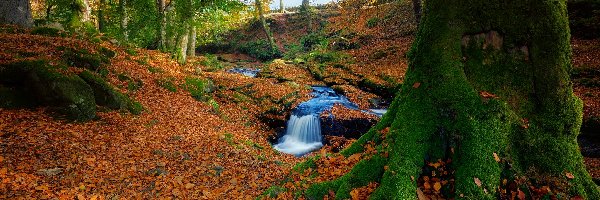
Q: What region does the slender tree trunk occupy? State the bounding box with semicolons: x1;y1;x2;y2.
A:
187;25;196;58
301;0;312;32
81;0;91;23
157;0;167;51
120;0;128;41
306;0;600;199
98;0;106;32
0;0;33;28
412;0;421;25
255;0;277;55
279;0;284;13
177;26;189;64
46;3;53;22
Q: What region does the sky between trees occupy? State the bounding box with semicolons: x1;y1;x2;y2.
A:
269;0;334;9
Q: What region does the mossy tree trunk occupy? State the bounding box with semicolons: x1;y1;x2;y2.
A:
306;0;600;199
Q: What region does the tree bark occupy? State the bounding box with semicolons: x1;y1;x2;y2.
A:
81;0;91;23
255;0;277;55
301;0;312;32
279;0;284;13
98;0;106;32
0;0;33;28
177;24;190;64
120;0;128;41
187;24;196;58
157;0;167;51
306;0;600;199
411;0;421;25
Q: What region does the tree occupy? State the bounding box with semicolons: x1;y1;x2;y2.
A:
279;0;284;13
156;0;168;50
305;0;600;199
0;0;33;28
411;0;421;24
119;0;129;41
300;0;312;32
255;0;277;55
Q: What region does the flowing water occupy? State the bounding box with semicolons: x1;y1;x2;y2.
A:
227;68;261;77
274;86;358;156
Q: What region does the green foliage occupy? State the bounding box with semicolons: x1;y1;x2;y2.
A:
300;33;327;51
98;47;116;58
156;78;177;92
182;77;214;101
31;27;65;37
148;66;164;74
238;39;282;61
200;54;223;72
208;98;220;114
62;47;109;71
78;70;142;115
366;17;380;28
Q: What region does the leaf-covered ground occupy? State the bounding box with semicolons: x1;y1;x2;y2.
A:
1;3;599;199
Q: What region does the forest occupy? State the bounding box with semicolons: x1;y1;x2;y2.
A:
0;0;599;199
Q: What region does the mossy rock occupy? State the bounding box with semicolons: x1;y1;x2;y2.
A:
79;70;128;109
182;77;215;101
0;85;37;108
0;60;96;121
79;70;143;115
31;27;65;37
63;48;109;71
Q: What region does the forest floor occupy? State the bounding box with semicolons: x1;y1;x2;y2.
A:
1;6;600;200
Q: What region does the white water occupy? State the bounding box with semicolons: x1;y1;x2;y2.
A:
273;114;324;156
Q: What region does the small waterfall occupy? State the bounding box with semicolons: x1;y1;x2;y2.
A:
273;86;360;156
273;114;324;156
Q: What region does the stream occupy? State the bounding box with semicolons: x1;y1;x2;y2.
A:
273;86;360;156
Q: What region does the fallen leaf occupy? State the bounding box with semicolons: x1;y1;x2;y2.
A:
185;183;195;189
412;82;421;88
493;152;500;162
433;182;442;192
565;172;575;179
517;188;525;200
416;188;427;200
474;177;482;187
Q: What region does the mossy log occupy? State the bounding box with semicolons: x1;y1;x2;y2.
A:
306;0;600;199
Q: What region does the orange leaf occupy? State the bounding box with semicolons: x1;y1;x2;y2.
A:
493;152;500;162
517;188;525;200
433;182;442;192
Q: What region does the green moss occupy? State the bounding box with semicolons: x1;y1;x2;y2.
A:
31;27;65;37
182;77;214;101
127;100;144;115
200;54;223;72
261;186;286;198
0;60;96;121
63;48;108;71
156;78;177;92
98;47;116;58
366;17;380;28
78;70;142;115
148;66;164;74
304;0;599;199
125;48;138;56
79;70;127;110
